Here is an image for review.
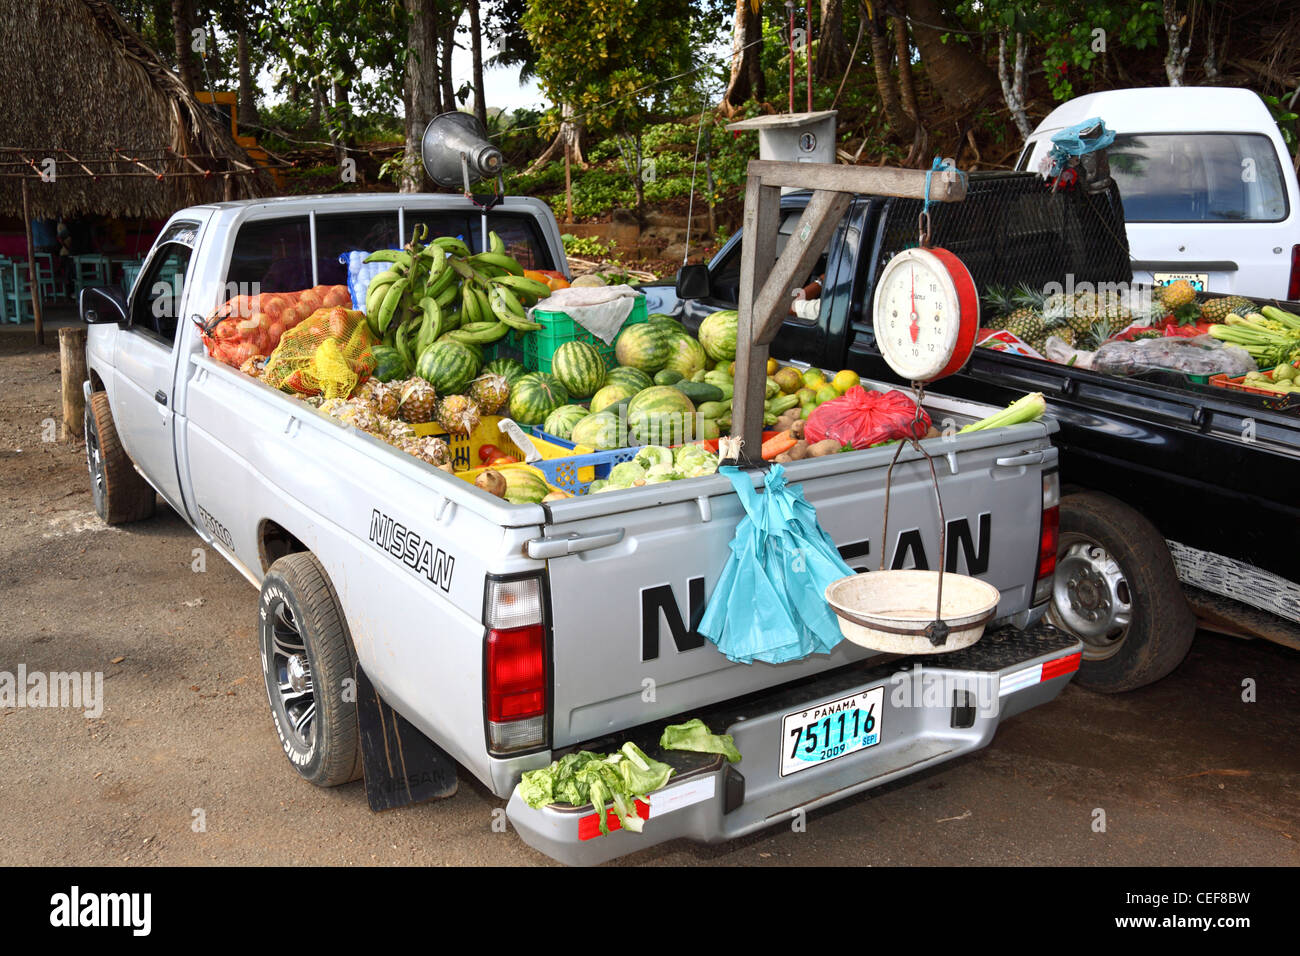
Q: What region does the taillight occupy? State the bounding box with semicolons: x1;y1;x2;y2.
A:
1033;471;1060;605
484;575;548;753
1288;245;1300;301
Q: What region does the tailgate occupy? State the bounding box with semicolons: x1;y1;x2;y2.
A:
539;419;1057;747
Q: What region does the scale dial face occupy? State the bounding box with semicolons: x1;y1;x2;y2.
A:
872;247;979;383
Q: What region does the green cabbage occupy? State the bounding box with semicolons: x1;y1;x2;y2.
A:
633;445;674;470
608;460;646;488
644;463;683;483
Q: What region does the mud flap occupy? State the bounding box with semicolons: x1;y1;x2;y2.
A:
355;664;458;811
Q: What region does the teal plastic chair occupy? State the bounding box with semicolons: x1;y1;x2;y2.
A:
3;261;36;323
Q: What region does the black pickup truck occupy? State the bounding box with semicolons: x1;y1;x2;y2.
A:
644;172;1300;692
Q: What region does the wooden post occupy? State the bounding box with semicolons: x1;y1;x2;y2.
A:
59;325;87;441
21;178;44;346
731;160;967;457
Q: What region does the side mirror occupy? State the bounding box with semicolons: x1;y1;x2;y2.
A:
675;264;710;300
80;286;128;327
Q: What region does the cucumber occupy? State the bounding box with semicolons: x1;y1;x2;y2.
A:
654;368;684;386
674;381;724;405
690;368;709;383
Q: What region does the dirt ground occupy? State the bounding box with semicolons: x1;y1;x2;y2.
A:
1;325;1297;867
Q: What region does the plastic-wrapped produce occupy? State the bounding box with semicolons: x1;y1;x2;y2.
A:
1092;335;1256;379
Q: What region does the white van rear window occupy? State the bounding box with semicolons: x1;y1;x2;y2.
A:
1109;133;1288;223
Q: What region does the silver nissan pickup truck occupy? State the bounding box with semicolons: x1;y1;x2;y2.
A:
78;192;1081;865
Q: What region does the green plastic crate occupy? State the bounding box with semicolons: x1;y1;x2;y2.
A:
521;295;648;373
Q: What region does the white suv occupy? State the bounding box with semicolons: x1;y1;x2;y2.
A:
1017;87;1300;300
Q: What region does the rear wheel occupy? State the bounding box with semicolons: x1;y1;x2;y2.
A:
258;552;362;786
84;392;155;524
1049;492;1195;693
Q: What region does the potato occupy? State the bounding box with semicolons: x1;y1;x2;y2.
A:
786;439;809;461
774;452;793;463
807;439;841;457
924;425;941;439
789;419;806;440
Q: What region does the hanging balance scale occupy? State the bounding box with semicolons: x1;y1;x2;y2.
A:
824;213;1001;654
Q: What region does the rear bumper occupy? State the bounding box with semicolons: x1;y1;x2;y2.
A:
506;622;1081;865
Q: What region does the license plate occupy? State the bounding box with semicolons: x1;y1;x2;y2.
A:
1154;272;1209;291
779;687;884;777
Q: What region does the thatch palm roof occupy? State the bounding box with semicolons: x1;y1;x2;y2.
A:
0;0;272;218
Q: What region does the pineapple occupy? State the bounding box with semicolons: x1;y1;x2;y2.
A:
1083;318;1118;351
355;379;401;419
467;373;510;415
436;395;481;436
1199;296;1256;321
398;378;438;424
1003;283;1046;342
1158;279;1196;310
398;436;451;467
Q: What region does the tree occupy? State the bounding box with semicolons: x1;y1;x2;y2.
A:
466;0;488;128
722;0;766;114
523;0;695;216
815;0;850;80
1162;0;1192;86
403;0;439;191
863;6;915;144
903;0;997;116
171;0;198;92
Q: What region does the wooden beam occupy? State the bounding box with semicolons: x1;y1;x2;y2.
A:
21;178;43;346
732;172;782;460
751;188;852;345
745;160;967;201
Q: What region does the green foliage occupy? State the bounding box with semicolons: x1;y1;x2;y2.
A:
561;234;613;257
1263;95;1300;150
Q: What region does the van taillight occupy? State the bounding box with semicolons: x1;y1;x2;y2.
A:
484;575;548;753
1033;471;1060;606
1288;245;1300;301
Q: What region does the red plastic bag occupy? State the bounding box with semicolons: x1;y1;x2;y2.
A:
805;386;930;449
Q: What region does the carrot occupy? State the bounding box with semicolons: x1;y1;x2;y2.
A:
761;430;798;460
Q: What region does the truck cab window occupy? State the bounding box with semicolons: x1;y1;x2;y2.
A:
227;217;312;294
131;242;192;345
710;210;832;309
315;212;401;285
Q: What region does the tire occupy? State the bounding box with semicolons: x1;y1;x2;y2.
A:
84;392;155;525
1049;491;1196;693
258;552;362;787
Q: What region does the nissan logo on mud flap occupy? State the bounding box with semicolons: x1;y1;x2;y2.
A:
639;514;991;660
367;509;455;592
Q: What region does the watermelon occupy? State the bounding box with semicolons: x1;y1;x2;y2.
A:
437;333;483;366
647;313;689;336
501;466;550;504
662;331;708;380
589;382;638;414
543;404;589;441
628;386;697;445
371;345;410;383
550;340;607;399
698;309;738;362
485;356;527;385
605;366;654;392
614;323;671;373
417;341;479;395
509;372;570;426
571;410;627;450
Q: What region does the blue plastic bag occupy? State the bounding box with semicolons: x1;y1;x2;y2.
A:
699;464;854;665
340;250;397;312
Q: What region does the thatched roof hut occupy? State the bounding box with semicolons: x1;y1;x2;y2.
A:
0;0;273;219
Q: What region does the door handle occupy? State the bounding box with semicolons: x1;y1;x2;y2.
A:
526;529;624;559
154;390;168;406
994;450;1046;467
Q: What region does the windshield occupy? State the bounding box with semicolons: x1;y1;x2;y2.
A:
1108;132;1288;223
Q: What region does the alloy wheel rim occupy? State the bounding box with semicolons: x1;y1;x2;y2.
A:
268;599;316;749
